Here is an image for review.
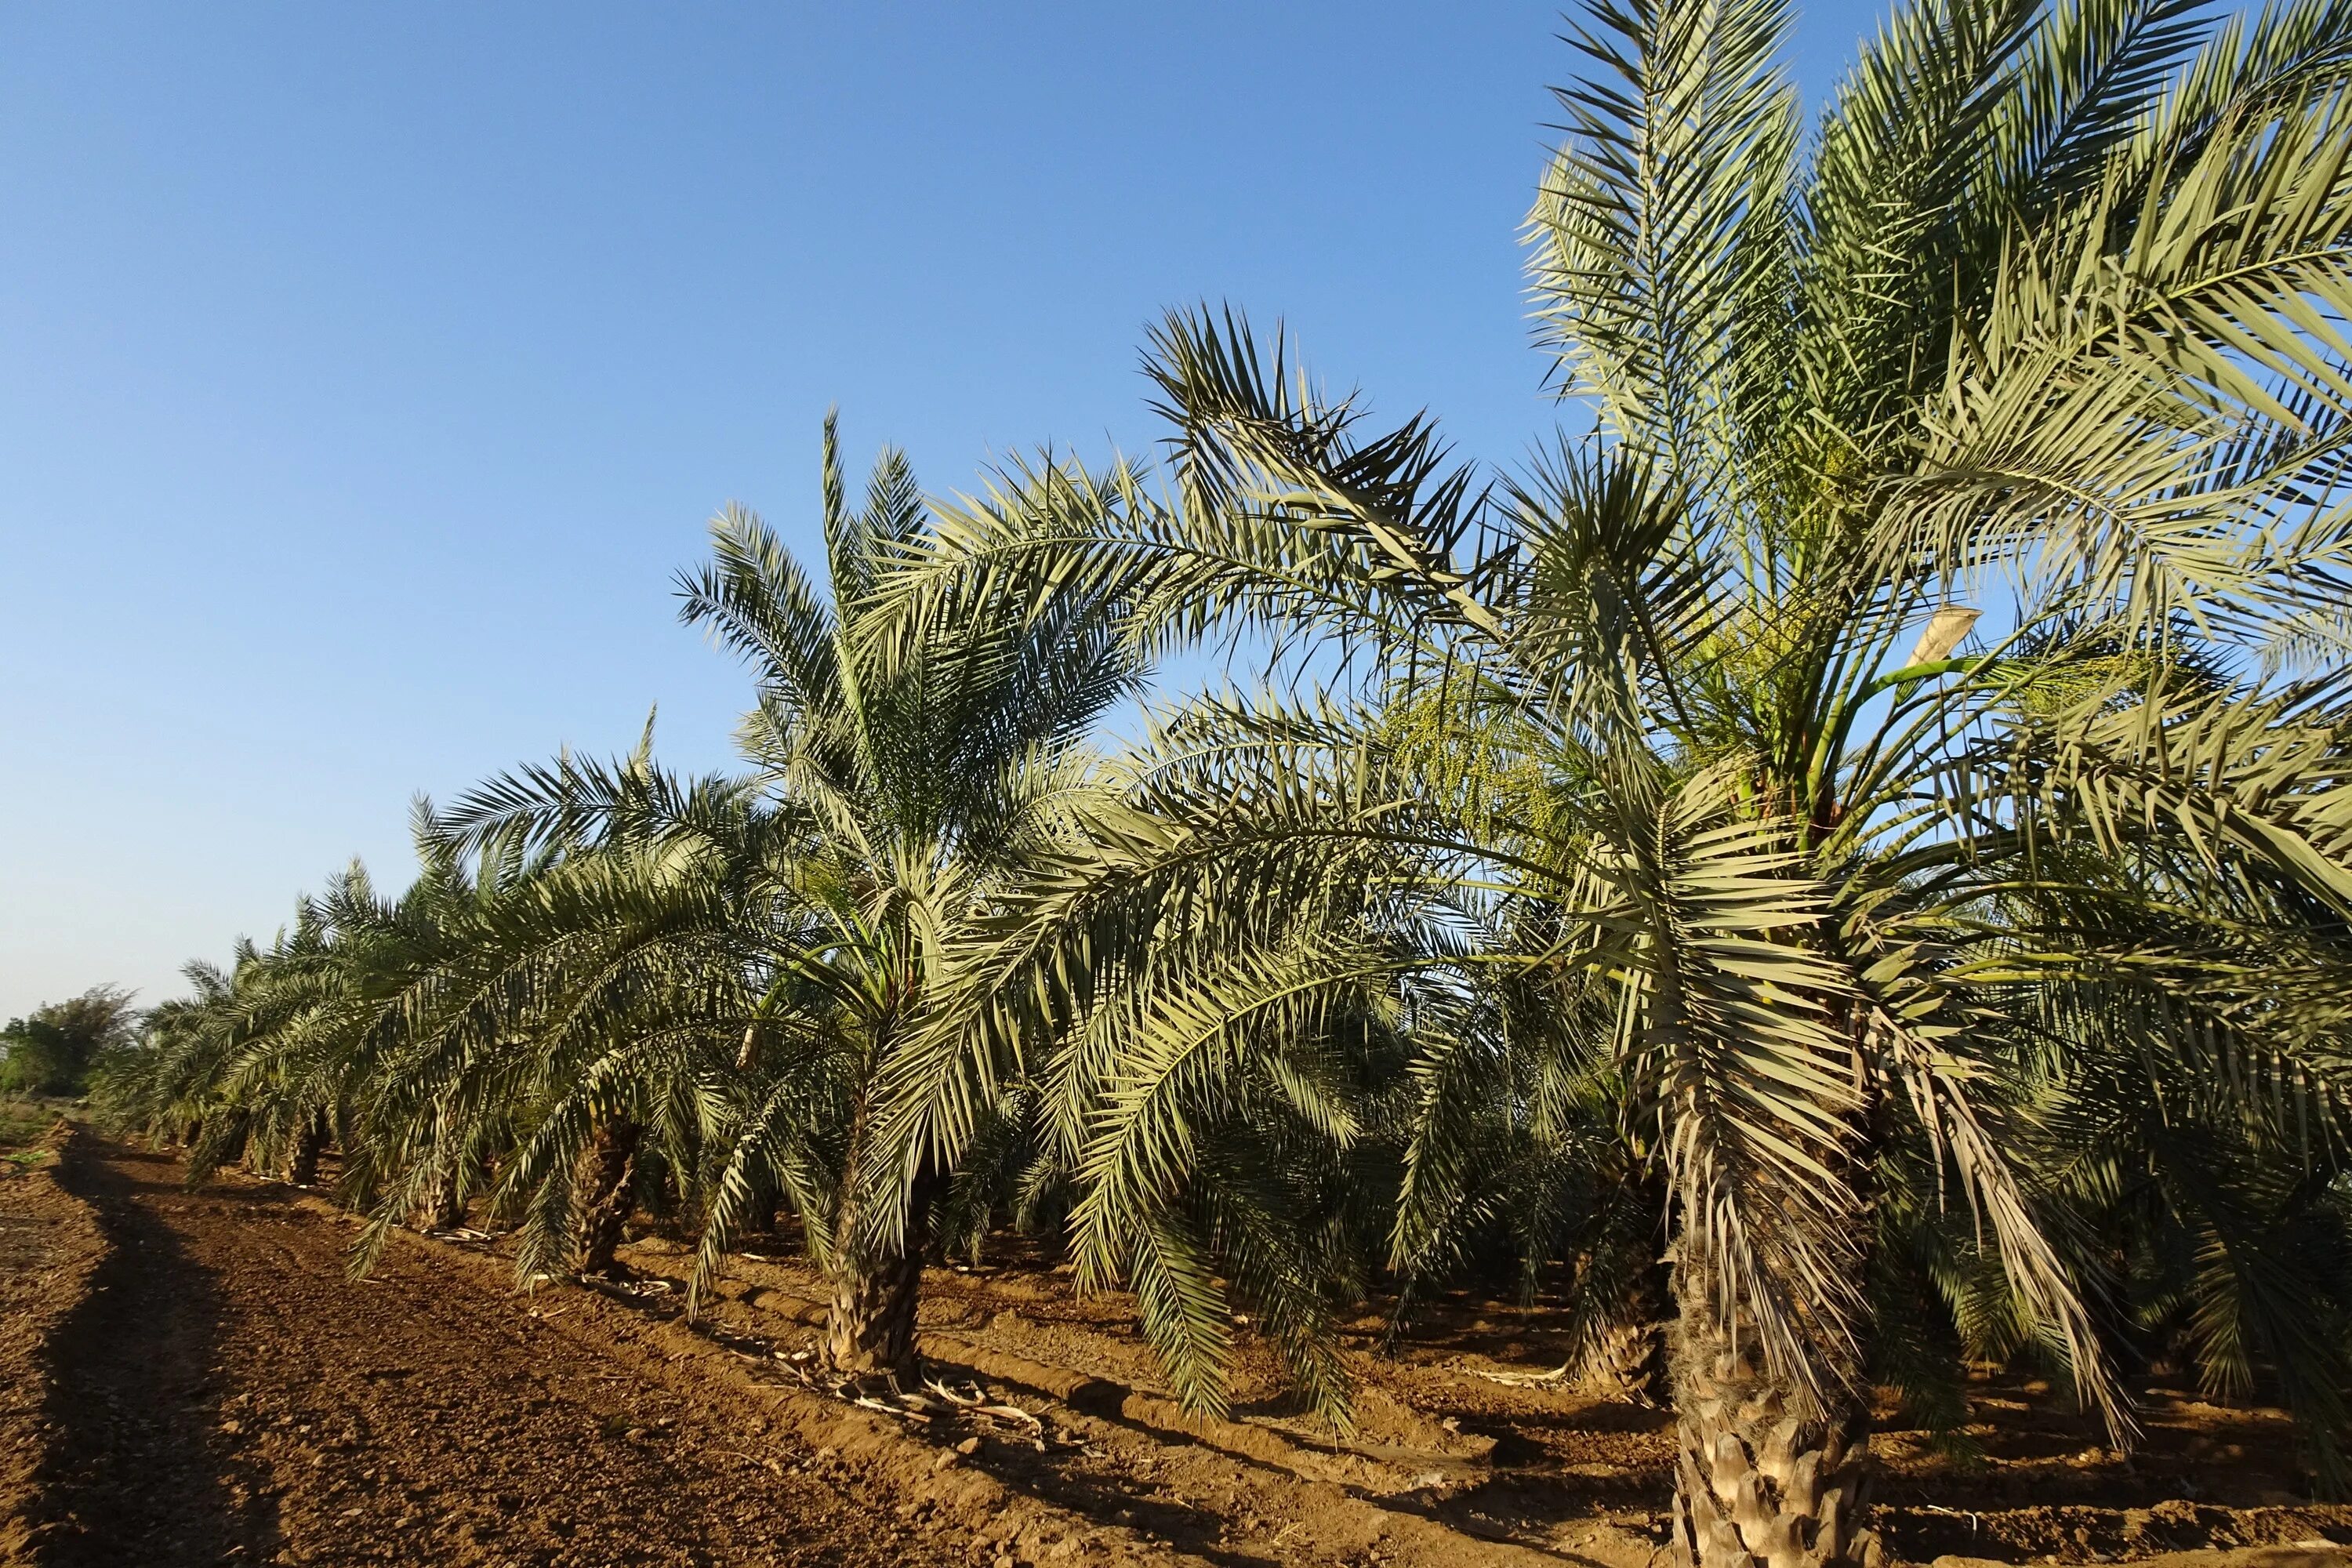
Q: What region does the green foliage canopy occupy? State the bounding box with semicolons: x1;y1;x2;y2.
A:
2;985;137;1096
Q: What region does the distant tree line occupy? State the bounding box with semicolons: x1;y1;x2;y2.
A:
2;985;136;1096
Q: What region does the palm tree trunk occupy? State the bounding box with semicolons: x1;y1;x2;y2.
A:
289;1111;328;1185
823;1243;927;1377
821;1141;941;1382
412;1166;463;1230
750;1184;781;1236
1668;1294;1880;1568
575;1117;642;1276
1577;1318;1664;1402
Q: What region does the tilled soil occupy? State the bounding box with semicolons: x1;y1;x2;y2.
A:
10;1129;2352;1568
622;1231;2352;1568
9;1137;969;1568
1;1133;104;1566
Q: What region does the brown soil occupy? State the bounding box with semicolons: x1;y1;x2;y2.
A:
631;1235;2352;1568
7;1129;2352;1568
1;1135;986;1567
1;1126;104;1566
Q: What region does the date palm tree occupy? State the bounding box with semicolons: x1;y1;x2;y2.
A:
873;0;2352;1559
91;956;241;1150
351;751;755;1269
428;416;1156;1379
99;916;346;1185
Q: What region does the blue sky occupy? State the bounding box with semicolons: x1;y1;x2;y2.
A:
0;2;1877;1018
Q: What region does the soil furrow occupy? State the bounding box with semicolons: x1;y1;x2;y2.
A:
20;1137;967;1568
16;1132;2352;1568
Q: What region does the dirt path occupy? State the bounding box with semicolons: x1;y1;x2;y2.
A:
19;1136;967;1568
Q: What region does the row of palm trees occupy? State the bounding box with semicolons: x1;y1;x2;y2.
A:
91;0;2352;1563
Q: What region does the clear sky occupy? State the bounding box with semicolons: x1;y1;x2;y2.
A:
1;2;1878;1019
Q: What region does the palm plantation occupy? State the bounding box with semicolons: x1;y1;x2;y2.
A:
874;0;2352;1560
145;420;1160;1376
93;0;2352;1562
622;422;1152;1372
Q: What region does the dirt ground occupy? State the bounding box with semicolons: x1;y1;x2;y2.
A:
0;1122;103;1566
631;1230;2352;1568
1;1134;982;1568
6;1127;2352;1568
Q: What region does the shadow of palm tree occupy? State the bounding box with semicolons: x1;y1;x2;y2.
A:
31;1140;280;1566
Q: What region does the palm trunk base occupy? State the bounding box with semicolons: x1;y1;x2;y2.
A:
818;1122;938;1385
1671;1322;1878;1568
823;1252;924;1383
1577;1319;1664;1403
412;1171;463;1232
750;1186;781;1236
289;1113;328;1186
575;1119;642;1276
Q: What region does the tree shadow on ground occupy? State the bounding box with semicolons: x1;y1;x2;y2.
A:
31;1141;280;1566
